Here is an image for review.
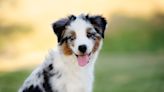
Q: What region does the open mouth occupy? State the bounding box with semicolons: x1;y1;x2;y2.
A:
75;53;91;67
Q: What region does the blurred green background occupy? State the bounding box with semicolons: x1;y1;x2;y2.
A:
0;0;164;92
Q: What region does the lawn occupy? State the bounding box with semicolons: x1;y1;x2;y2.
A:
0;53;164;92
94;53;164;92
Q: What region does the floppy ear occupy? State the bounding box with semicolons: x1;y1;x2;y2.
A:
52;18;69;42
88;15;107;38
52;15;76;42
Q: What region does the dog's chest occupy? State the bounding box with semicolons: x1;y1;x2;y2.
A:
65;70;89;92
51;59;93;92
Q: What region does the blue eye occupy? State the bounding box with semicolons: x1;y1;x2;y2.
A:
87;32;96;38
68;36;75;41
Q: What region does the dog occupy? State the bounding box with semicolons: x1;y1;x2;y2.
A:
18;14;107;92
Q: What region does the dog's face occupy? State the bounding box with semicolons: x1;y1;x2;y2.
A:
52;14;107;67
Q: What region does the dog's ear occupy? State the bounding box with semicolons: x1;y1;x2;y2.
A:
52;18;69;42
52;15;76;42
87;15;107;38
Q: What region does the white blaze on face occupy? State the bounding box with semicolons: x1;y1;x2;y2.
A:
67;17;96;67
68;17;95;55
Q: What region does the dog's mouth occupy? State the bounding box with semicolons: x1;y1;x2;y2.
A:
75;53;91;67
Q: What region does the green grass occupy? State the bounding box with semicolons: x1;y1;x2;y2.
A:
0;70;30;92
102;14;164;53
94;53;164;92
0;54;164;92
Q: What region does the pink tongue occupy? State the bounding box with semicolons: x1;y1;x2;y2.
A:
77;55;89;67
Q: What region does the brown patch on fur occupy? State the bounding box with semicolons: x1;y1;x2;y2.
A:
86;27;92;33
70;31;76;38
62;42;73;55
92;36;101;53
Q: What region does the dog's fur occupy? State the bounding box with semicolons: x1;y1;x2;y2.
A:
19;14;107;92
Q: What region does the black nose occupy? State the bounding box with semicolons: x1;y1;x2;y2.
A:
78;45;87;53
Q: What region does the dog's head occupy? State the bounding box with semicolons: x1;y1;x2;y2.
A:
52;14;107;67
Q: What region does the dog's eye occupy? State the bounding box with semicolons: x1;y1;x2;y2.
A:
87;32;96;39
68;36;75;41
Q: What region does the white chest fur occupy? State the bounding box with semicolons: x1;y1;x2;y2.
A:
50;50;96;92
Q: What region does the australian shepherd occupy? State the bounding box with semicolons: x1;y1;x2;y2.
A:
19;14;107;92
